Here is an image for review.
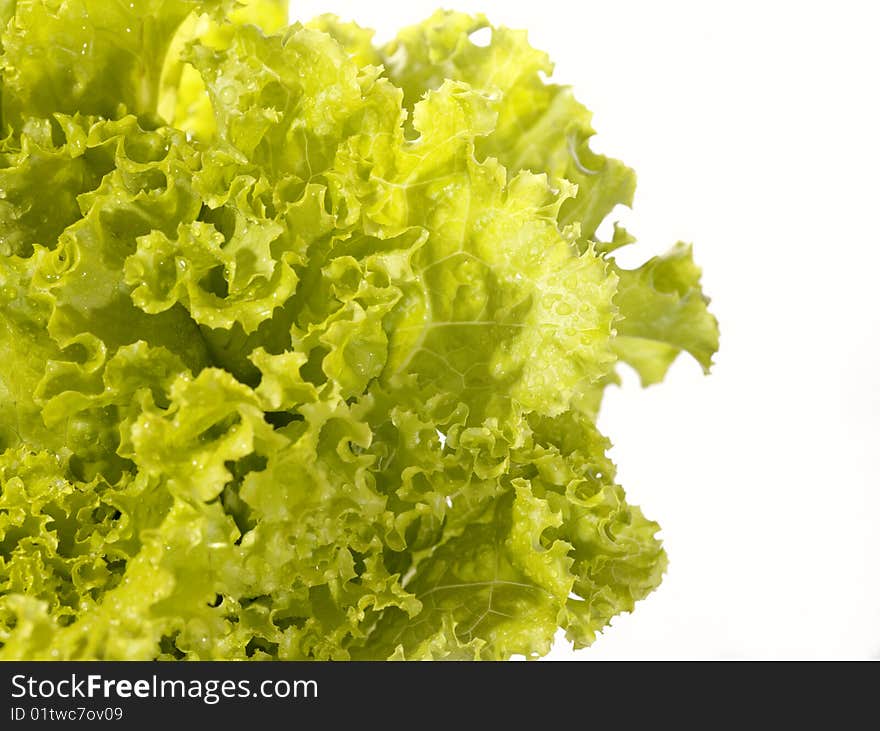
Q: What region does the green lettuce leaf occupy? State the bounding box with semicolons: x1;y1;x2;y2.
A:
613;243;719;386
0;0;231;125
378;10;637;246
160;0;291;140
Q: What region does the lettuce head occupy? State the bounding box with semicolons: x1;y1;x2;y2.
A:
0;0;718;659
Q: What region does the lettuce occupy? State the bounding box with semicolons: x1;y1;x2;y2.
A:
0;2;718;660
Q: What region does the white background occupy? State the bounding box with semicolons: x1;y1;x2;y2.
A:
292;0;880;659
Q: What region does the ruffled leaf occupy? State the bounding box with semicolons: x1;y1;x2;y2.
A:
613;243;719;385
1;0;231;125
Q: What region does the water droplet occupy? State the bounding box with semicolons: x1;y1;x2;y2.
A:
556;302;573;316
